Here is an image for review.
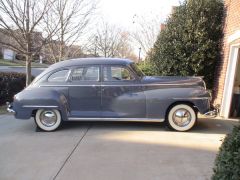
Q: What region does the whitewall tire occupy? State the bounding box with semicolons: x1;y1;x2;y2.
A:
35;109;62;131
167;104;196;131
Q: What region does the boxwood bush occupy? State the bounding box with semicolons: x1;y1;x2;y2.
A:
0;72;34;105
137;62;156;76
212;125;240;180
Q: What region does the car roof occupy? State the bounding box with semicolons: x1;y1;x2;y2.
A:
47;58;134;71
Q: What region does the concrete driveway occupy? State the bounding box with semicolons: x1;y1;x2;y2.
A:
0;115;238;180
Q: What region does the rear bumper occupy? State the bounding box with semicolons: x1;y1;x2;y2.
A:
6;102;16;114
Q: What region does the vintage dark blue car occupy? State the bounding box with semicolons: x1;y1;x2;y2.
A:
7;58;215;131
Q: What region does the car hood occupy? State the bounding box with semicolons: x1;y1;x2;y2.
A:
141;76;204;86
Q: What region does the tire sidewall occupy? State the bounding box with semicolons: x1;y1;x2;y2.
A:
168;104;196;132
35;109;62;131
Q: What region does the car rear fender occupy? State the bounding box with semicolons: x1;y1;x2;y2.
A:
13;88;69;120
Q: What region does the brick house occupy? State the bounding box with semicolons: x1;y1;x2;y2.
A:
0;31;16;60
213;0;240;118
0;29;44;61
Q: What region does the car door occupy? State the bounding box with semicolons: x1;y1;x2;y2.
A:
68;65;101;117
40;68;70;101
101;65;146;118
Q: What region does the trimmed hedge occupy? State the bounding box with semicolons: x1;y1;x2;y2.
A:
0;72;33;105
212;125;240;180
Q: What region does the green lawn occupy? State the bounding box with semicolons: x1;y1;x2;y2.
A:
0;105;8;115
0;59;49;68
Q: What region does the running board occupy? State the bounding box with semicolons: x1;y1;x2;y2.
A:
68;117;165;122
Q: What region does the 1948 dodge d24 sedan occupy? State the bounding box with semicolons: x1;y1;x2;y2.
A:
7;58;215;132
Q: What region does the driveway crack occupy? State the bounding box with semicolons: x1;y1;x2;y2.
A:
53;124;92;180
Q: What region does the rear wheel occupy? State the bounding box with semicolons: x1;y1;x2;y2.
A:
35;109;62;131
167;104;196;131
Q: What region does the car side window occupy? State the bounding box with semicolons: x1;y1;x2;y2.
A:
103;66;134;81
71;66;99;81
71;67;84;81
48;69;69;82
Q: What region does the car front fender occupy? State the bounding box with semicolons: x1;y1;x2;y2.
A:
172;89;211;114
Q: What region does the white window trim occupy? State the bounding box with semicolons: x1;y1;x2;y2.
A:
228;30;240;43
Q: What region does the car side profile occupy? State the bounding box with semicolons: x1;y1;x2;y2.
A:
7;58;215;132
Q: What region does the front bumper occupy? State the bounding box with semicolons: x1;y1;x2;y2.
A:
6;102;16;114
203;104;219;118
204;110;217;117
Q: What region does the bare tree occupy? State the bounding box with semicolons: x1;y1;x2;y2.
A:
95;23;122;57
86;22;136;60
0;0;56;85
132;14;161;56
115;31;138;61
44;0;97;62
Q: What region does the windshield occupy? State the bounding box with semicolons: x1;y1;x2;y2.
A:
130;63;144;78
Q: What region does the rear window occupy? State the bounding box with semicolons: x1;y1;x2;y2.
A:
48;69;69;82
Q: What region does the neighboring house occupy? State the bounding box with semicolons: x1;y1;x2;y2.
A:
213;0;240;118
0;31;16;60
0;46;16;61
0;29;43;61
2;48;16;60
67;45;84;59
43;40;85;63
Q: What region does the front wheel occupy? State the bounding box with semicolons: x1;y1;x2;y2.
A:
167;104;196;132
35;109;62;131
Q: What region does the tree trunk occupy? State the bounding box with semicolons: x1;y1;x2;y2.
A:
25;0;31;87
25;55;32;86
59;43;63;61
59;14;64;61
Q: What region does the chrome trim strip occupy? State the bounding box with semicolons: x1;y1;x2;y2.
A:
68;117;164;122
40;83;195;87
173;97;210;100
23;105;58;108
101;84;190;86
40;85;100;87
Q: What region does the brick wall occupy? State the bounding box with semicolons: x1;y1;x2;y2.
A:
213;0;240;107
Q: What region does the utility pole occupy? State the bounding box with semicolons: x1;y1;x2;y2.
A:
138;47;141;62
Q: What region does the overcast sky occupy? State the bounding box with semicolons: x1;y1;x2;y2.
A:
99;0;181;29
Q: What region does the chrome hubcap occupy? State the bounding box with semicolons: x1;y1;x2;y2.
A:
172;109;191;127
40;110;57;127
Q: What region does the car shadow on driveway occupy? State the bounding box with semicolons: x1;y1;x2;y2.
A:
60;117;239;135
